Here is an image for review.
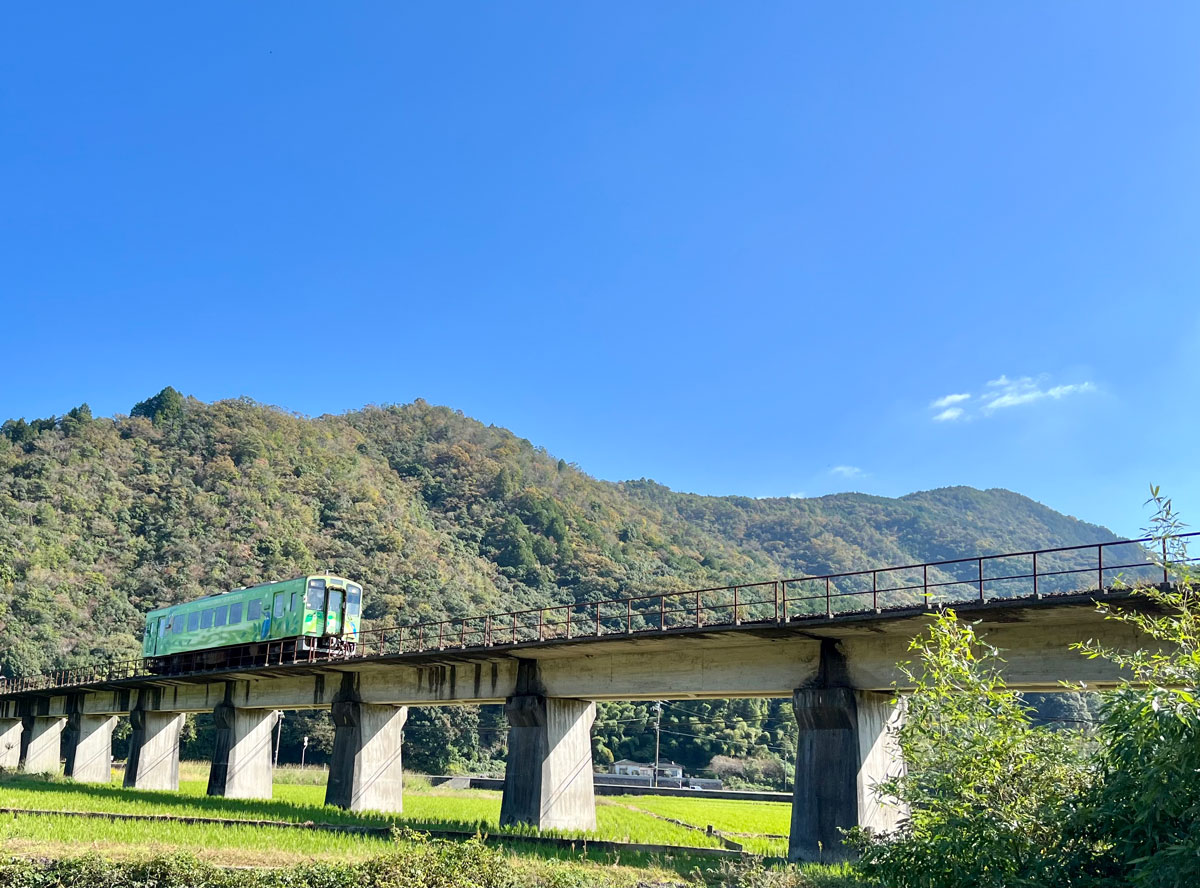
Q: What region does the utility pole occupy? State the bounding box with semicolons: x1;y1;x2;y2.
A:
653;701;663;789
301;735;309;768
273;710;283;768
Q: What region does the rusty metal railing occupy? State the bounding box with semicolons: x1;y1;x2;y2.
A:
1;533;1195;696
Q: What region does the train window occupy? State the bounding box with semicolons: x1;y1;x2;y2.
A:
273;596;286;619
174;617;185;635
214;605;228;627
229;602;243;624
346;584;361;616
248;600;263;621
187;611;200;632
307;580;326;609
291;591;301;613
200;609;214;629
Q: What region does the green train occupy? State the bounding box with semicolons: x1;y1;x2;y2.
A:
142;575;363;673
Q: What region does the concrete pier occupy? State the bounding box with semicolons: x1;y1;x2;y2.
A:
124;709;185;790
325;701;407;812
22;716;65;774
789;686;904;862
0;718;22;769
64;712;118;783
208;702;279;799
499;661;597;832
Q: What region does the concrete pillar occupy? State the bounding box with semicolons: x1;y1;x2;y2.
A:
325;701;407;813
208;702;279;799
64;713;118;783
500;694;597;832
21;716;65;774
0;718;23;769
124;709;185;791
789;686;904;863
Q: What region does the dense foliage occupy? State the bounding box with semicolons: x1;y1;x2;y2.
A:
0;389;1115;774
853;492;1200;888
851;611;1090;887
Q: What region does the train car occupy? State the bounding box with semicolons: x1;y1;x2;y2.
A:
141;575;363;673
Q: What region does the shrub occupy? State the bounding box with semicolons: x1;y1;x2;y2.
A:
1065;489;1200;888
849;610;1090;888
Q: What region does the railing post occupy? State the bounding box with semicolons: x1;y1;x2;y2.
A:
460;620;466;647
485;615;493;646
660;595;666;630
734;586;740;625
978;557;985;602
566;605;572;640
1098;545;1104;594
923;564;930;609
512;613;517;644
538;609;544;642
1163;538;1170;586
626;598;632;633
1033;552;1040;598
825;577;832;618
872;570;879;613
773;582;779;623
595;605;600;637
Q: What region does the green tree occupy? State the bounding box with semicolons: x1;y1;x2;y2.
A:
851;610;1090;888
131;386;185;425
1066;488;1200;888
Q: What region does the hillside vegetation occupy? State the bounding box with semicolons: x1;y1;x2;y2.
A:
0;389;1117;773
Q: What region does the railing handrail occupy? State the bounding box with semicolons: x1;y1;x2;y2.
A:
2;532;1195;695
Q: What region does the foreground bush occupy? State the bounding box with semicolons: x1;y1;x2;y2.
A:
1066;491;1200;888
0;830;517;888
848;610;1090;888
853;489;1200;888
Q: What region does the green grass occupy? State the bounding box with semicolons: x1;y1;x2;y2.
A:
0;771;864;885
0;772;722;850
606;794;793;857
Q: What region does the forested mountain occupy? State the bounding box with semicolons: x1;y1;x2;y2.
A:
0;389;1118;780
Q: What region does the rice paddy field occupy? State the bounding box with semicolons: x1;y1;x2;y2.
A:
0;765;824;884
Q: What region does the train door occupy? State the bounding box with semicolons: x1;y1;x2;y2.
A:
156;616;168;655
326;588;344;636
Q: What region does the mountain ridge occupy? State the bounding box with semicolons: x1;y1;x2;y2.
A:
0;391;1118;679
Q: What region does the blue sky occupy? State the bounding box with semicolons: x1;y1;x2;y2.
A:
2;3;1198;538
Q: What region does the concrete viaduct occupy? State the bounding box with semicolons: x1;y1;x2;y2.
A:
0;538;1172;861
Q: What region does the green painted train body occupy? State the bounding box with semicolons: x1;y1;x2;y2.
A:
141;575;362;670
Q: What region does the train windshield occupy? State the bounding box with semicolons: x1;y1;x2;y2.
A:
346;583;361;616
307;579;326;609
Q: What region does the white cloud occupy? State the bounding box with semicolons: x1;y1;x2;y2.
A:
830;465;863;478
929;374;1097;422
982;377;1096;412
786;491;807;499
930;393;970;409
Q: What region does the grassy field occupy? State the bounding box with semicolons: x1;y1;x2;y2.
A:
606;794;792;857
0;767;849;885
0;773;722;849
